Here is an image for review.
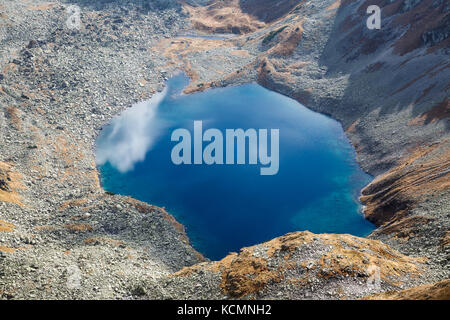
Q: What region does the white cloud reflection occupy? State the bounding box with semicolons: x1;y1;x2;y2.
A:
96;89;167;173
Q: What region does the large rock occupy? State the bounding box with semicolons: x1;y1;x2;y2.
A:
153;231;427;299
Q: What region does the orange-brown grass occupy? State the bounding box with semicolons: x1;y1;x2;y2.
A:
231;50;250;57
152;36;234;93
26;3;58;11
441;231;450;248
6;106;21;130
58;199;89;211
0;162;25;206
2;63;18;75
266;20;304;57
172;231;425;298
409;98;450;126
361;140;450;229
183;1;265;35
0;246;16;253
362;279;450;300
84;237;124;247
391;0;449;55
34;225;56;231
64;224;93;232
326;0;341;11
0;220;15;233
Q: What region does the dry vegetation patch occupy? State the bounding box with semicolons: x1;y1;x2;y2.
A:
362;279;450;300
0;219;15;233
183;1;265;35
0;161;25;206
173;231;426;298
361;141;450;229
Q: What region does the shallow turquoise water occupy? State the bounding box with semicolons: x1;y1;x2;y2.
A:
96;73;375;260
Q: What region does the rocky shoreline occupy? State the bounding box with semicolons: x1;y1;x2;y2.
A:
0;0;448;299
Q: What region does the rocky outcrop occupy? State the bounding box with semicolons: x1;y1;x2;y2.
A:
363;279;450;300
183;0;266;34
183;0;307;34
152;231;427;299
0;0;448;299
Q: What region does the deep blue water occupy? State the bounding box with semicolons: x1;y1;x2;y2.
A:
96;73;375;260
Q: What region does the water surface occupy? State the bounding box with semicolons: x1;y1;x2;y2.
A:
96;73;375;260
